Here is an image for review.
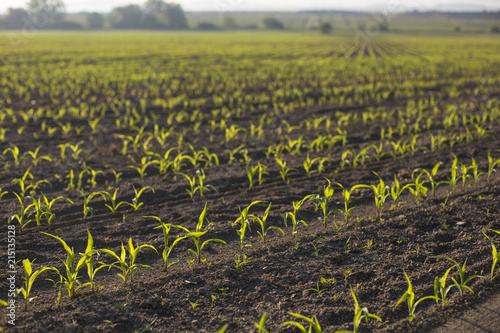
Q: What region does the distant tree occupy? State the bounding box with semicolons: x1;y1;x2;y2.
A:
26;0;66;25
1;8;29;29
109;5;143;29
222;15;238;29
379;23;389;31
454;26;461;32
164;3;188;29
261;16;284;30
196;22;220;31
145;0;188;29
491;26;500;33
86;12;104;29
320;22;332;34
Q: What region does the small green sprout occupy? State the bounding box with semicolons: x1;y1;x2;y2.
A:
124;186;154;211
335;183;365;223
394;270;437;322
254;312;269;333
102;189;128;215
480;229;500;282
433;266;456;309
308;280;327;295
231;200;263;227
390;174;413;209
80;190;106;219
315;179;335;229
280;312;322;333
434;256;478;295
284;194;314;237
234;254;252;273
254;203;284;244
275;157;296;184
184;203;226;264
41;230;97;298
415;162;444;197
408;171;428;203
358;172;390;219
189;300;199;311
18;259;58;311
443;156;460;191
246;162;268;189
148;216;187;272
100;237;157;283
8;192;36;232
486;153;500;181
335;285;382;333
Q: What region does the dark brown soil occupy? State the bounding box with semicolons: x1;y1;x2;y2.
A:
0;96;499;333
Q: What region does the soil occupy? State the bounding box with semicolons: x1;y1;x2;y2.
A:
0;97;500;333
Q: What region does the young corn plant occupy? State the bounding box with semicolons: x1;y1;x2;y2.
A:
340;150;352;169
148;216;188;272
100;237;157;284
408;171;428;203
194;169;217;198
443;156;460;191
470;158;486;184
80;190;106;219
124;186;154;211
284;195;314;238
303;154;322;175
390;175;413;209
180;172;198;199
86;168;104;188
359;172;390;219
434;256;478;296
231;201;263;227
280;313;322;333
336;285;382;333
254;203;284;244
487;153;500;181
12;168;51;198
393;271;437;322
23;146;52;167
3;144;22;168
433;266;456;309
254;312;269;333
102;189;128;215
335;183;366;223
184;203;226;264
31;197;45;230
41;231;96;298
275;157;296;184
369;143;388;162
8;192;36;232
246;163;268;189
415;162;444;197
480;229;500;282
460;163;470;188
314;179;336;229
307;280;328;295
234;254;252;273
18;259;58;311
129;157;154;178
41;195;73;225
237;218;252;252
180;170;216;199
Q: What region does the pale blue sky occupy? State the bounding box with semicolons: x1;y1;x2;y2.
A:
1;0;499;14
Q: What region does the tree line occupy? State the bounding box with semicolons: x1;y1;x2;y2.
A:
0;0;189;30
0;0;302;31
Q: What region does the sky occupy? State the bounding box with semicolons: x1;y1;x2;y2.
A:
1;0;499;14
